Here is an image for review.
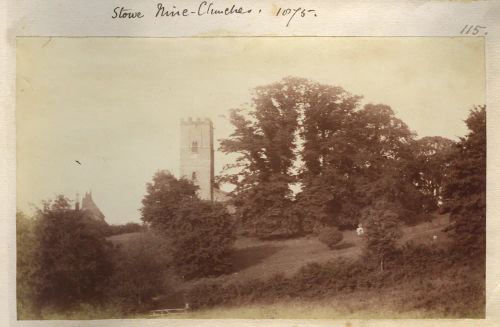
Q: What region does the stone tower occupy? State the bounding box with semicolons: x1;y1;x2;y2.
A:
180;117;214;201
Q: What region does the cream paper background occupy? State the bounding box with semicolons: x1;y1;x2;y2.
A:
2;0;500;326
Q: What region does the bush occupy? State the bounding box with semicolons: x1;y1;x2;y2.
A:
141;171;236;280
318;227;343;249
18;196;114;317
361;199;403;271
105;222;144;236
186;243;483;317
107;231;172;312
170;201;235;279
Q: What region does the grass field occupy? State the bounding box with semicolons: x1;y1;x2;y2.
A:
194;214;450;286
102;214;484;319
109;213;451;289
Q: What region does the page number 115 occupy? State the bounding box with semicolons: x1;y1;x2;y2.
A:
460;25;487;36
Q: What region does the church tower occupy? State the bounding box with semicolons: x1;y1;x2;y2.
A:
180;117;214;201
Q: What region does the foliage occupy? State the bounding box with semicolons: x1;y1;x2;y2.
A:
24;195;114;315
220;77;431;236
140;171;198;232
141;170;235;279
408;136;455;210
16;211;38;318
299;82;362;176
233;174;302;239
186;244;483;318
361;199;403;271
108;231;171;312
219;77;308;238
442;105;486;261
170;200;236;279
18;197;178;318
105;222;145;236
318;227;344;249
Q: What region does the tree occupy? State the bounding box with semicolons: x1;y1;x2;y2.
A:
141;171;235;279
220;78;364;237
221;78;429;236
409;136;455;210
298;103;420;229
16;211;38;318
30;195;114;313
300;82;362;176
296;82;362;232
361;199;403;271
170;200;235;278
442;105;486;260
140;171;198;233
220;77;309;238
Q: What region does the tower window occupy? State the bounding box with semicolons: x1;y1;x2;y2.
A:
191;141;198;153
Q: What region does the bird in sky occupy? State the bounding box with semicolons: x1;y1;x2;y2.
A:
75;160;81;165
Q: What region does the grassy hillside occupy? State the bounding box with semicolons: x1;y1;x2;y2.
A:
109;213;451;290
196;213;450;285
99;213;484;319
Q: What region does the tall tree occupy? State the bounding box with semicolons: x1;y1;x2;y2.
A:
409;136;455;210
221;78;429;235
443;105;486;260
220;77;309;238
300;82;362;176
298;103;419;230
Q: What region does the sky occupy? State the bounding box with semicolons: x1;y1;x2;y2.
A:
16;37;485;224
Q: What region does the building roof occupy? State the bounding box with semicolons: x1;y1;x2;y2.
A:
81;192;106;222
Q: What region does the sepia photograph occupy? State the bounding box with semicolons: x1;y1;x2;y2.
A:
16;37;486;320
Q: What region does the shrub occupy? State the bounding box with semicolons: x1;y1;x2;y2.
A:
20;196;114;317
141;171;236;280
361;199;403;271
107;231;172;312
185;242;483;318
170;200;235;279
105;222;145;236
318;227;344;249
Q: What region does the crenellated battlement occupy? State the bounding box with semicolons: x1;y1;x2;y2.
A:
180;117;213;125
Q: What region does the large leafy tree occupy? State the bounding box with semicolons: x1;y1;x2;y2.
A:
140;171;198;233
141;171;235;279
220;77;308;238
295;82;362;232
221;77;441;236
30;195;113;314
442;105;486;260
220;77;304;183
298;103;419;230
409;136;455;210
300;82;362;176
